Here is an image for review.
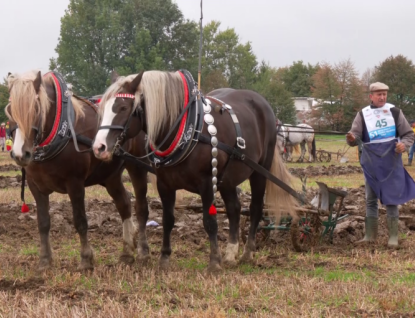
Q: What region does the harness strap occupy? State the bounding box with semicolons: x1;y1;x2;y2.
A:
114;94;197;161
206;96;245;149
66;88;92;153
115;148;155;174
198;134;303;202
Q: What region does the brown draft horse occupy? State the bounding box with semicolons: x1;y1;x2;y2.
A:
6;71;149;271
92;71;297;272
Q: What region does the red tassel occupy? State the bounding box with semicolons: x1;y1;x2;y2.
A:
209;204;217;216
21;202;29;213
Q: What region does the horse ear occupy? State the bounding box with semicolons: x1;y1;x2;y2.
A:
110;70;119;84
33;71;42;93
128;71;144;93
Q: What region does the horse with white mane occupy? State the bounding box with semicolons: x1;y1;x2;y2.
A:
277;123;316;162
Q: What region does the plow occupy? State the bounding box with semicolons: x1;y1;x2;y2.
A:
168;181;349;252
315;144;351;163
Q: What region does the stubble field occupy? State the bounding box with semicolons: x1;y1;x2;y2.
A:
1;136;415;317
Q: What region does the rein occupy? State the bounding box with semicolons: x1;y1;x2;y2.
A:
276;124;348;135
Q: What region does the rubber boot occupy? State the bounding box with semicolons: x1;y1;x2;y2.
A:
405;159;412;166
355;217;378;245
387;217;399;249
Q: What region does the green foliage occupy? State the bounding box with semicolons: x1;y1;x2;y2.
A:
281;60;319;97
253;62;296;124
201;21;257;93
373;55;415;119
51;0;199;95
0;82;10;124
311;60;365;131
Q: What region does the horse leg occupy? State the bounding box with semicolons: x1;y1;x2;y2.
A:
241;171;265;263
67;183;94;270
28;181;52;271
307;141;313;162
299;141;306;162
220;187;241;266
157;181;176;271
104;173;136;265
125;163;150;263
200;183;222;272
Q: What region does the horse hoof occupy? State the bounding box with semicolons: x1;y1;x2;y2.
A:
136;254;150;264
239;252;253;264
37;258;52;272
159;257;170;271
222;258;238;268
207;263;223;274
78;258;94;271
119;254;135;265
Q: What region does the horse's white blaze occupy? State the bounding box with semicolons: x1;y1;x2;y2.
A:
93;97;116;150
223;242;239;263
13;129;24;158
123;218;136;249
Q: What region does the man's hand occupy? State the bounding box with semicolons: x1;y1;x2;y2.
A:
395;142;406;153
346;133;356;142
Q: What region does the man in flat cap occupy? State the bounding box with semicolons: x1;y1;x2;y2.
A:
346;82;415;248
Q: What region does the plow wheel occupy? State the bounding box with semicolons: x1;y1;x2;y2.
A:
318;151;331;162
291;214;323;252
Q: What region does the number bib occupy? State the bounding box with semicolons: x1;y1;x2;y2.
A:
362;103;396;143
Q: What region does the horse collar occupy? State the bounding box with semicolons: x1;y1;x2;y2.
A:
33;71;75;161
149;69;203;167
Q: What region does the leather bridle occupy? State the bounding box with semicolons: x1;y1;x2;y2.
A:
97;93;144;154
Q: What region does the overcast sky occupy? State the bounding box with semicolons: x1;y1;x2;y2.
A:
1;0;414;80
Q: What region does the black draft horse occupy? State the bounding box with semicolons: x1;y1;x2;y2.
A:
92;70;297;272
6;71;149;271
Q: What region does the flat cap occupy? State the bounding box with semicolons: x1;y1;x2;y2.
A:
370;82;389;92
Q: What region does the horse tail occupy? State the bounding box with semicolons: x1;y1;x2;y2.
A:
311;136;316;161
293;144;300;154
265;148;298;224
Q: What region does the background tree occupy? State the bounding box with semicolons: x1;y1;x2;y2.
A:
0;82;9;124
253;62;296;123
311;59;364;131
51;0;199;96
200;21;257;92
280;60;319;97
372;55;415;119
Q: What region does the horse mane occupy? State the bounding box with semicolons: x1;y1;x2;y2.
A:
100;71;184;144
6;71;84;140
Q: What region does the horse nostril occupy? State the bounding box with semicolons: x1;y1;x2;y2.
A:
98;144;106;154
24;151;31;160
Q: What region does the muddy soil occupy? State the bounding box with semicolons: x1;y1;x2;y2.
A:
2;185;415;255
0;175;24;188
289;165;362;177
0;163;20;172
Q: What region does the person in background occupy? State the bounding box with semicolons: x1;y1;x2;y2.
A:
0;123;6;152
346;82;415;248
5;121;10;139
6;138;12;152
405;121;415;166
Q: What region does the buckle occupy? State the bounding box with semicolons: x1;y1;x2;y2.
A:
237;137;246;149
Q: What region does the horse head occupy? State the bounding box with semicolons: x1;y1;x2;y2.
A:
6;71;48;166
93;71;145;161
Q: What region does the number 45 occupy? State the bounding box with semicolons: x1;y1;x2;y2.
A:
376;119;387;128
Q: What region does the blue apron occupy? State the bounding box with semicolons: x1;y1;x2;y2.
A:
361;139;415;205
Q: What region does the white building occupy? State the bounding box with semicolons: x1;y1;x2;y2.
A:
293;97;317;124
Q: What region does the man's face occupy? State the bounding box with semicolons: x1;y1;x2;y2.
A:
370;90;388;107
